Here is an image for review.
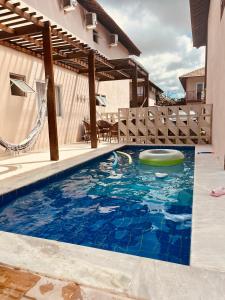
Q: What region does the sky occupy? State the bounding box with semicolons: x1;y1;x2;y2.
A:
98;0;205;97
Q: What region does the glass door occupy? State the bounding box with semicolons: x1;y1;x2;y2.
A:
196;83;204;100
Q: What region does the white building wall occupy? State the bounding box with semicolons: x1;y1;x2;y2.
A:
206;0;225;166
0;46;129;152
23;0;129;59
98;80;130;112
0;0;133;153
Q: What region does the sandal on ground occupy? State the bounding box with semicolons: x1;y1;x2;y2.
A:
210;187;225;197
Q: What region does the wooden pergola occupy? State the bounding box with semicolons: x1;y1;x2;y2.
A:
0;0;148;160
107;58;149;108
79;58;149;107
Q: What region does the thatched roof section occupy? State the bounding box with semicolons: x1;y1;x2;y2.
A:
189;0;210;48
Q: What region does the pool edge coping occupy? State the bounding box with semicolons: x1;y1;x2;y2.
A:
0;144;225;299
0;143;123;197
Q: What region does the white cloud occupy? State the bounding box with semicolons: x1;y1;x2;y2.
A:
99;0;205;96
138;35;205;93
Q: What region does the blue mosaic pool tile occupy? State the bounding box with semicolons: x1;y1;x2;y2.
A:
0;146;195;265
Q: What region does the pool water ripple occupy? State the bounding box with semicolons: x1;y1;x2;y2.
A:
0;146;194;265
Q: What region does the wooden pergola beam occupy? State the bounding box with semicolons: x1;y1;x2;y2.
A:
51;44;74;51
95;54;114;69
98;72;115;80
65;57;88;68
0;21;15;34
0;24;42;40
116;70;130;78
0;15;24;23
51;27;88;53
80;66;130;80
0;0;44;27
144;75;149;107
0;38;80;74
132;65;138;107
79;68;115;80
53;51;88;60
0;1;120;73
2;33;113;79
109;58;136;67
99;77;134;82
96;68;129;79
79;65;133;74
137;67;148;77
42;21;59;161
0;1;143;86
109;58;148;76
10;16;43;28
88;50;97;148
54;48;113;69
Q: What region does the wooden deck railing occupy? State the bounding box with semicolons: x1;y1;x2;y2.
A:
118;104;212;145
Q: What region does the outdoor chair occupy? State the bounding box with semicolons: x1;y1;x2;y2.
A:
83;121;100;142
109;122;119;142
83;121;91;142
97;120;111;141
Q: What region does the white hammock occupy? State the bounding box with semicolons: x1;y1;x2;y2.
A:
0;79;48;154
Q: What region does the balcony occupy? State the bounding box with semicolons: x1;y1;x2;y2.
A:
185;90;205;103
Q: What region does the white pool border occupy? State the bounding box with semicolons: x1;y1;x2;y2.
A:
0;144;225;300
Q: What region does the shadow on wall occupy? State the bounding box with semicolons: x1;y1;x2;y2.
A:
57;0;63;10
0;165;18;176
0;49;40;145
64;72;79;143
0;46;91;153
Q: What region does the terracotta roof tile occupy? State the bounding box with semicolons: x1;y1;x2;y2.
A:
180;67;205;79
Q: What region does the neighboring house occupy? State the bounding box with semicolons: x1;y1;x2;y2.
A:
0;0;149;153
129;80;163;107
189;0;225;166
148;80;164;106
179;68;205;103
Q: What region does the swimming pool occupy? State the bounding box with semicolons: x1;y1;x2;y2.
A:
0;146;195;265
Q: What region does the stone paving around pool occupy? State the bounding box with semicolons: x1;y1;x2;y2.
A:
0;264;134;300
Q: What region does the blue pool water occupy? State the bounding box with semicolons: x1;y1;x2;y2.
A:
0;146;195;265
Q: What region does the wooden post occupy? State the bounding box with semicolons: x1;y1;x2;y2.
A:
144;76;149;107
42;21;59;161
132;66;138;107
88;50;97;148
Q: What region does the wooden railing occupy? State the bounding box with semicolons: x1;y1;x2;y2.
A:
118;104;212;145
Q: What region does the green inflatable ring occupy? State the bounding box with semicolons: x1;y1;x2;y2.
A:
139;149;184;166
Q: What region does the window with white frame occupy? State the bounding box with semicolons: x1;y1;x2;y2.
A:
10;73;34;97
36;81;63;117
96;94;107;106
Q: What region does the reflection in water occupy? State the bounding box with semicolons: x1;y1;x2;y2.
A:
0;146;194;265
